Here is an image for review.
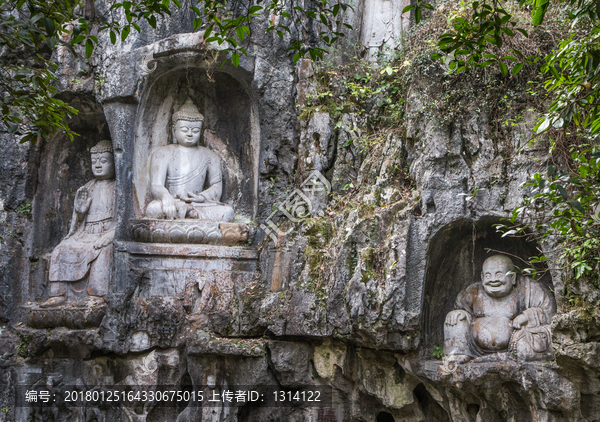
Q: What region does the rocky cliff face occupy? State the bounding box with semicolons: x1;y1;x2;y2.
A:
0;1;597;421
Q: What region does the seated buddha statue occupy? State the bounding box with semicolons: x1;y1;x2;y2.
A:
144;97;234;222
41;140;116;307
444;255;556;362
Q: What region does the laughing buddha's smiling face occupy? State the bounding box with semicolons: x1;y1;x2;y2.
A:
481;256;517;298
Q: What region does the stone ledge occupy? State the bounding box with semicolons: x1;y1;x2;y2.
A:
187;336;266;357
115;240;259;260
22;304;107;329
417;357;560;383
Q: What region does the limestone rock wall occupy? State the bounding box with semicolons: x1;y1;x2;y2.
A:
0;1;597;421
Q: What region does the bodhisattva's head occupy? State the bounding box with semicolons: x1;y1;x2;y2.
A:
172;97;204;148
90;140;115;180
481;255;517;298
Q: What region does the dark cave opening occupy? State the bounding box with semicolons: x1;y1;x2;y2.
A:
376;411;395;422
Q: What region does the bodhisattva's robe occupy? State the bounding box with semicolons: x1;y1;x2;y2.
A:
48;179;116;296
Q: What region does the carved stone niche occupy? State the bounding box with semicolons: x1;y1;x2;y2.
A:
420;217;556;364
108;59;261;325
23;95;112;328
131;68;259;246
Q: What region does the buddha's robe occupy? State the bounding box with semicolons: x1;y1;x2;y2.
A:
445;276;556;360
145;145;234;221
49;179;115;296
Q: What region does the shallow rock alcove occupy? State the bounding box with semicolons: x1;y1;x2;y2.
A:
27;94;111;302
132;65;258;222
420;216;553;356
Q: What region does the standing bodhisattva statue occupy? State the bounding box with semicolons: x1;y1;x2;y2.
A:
444;255;556;362
42;140;116;307
145;97;234;221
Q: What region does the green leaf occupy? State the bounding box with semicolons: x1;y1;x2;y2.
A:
515;28;528;37
439;39;456;49
510;49;524;59
552;117;564;128
532;0;549;25
85;39;93;58
415;7;421;23
499;61;508;76
43;18;55;36
110;31;116;44
232;51;240;67
536;118;550;133
121;25;130;41
557;184;568;199
431;53;443;60
46;37;57;49
30;13;44;24
501;27;514;36
203;25;213;39
402;5;415;13
72;34;85;44
568;199;585;213
236;27;245;42
512;63;523;75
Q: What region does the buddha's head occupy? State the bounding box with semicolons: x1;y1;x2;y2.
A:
90;140;115;180
481;255;517;298
172;97;204;148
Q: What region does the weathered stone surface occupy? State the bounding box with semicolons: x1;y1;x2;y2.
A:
130;219;249;245
25;304;107;329
0;2;596;421
268;341;313;387
359;0;411;60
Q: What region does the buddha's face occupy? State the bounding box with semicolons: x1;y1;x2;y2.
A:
174;120;202;147
91;152;115;180
481;256;517;298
